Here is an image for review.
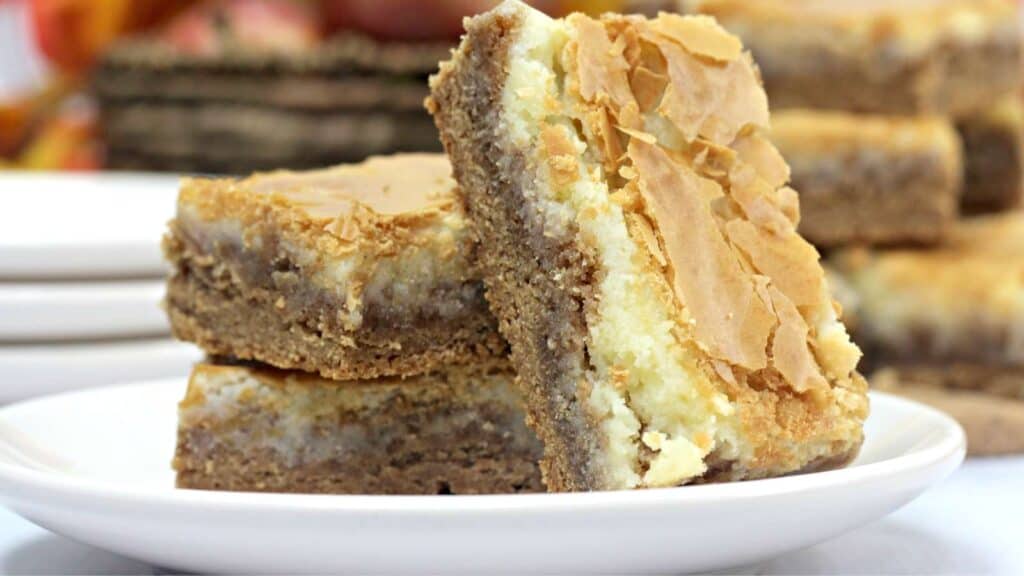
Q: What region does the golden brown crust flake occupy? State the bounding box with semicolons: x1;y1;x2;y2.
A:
178;154;461;262
560;11;856;395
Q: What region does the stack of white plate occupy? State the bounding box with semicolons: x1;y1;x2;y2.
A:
0;172;202;404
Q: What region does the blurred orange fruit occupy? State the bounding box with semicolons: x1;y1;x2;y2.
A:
29;0;196;72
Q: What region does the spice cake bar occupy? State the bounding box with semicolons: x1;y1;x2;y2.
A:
429;1;868;492
770;110;962;248
164;154;505;381
830;212;1024;397
958;96;1024;214
682;0;1022;116
175;360;544;494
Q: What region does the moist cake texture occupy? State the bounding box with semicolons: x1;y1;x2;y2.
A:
830;212;1024;387
770;110;962;248
682;0;1022;116
175;361;544;494
958;96;1024;214
429;1;868;491
164;154;505;381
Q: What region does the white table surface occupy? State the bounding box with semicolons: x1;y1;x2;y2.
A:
0;456;1020;575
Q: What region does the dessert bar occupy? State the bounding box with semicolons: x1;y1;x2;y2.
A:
682;0;1021;116
958;96;1024;214
164;154;505;381
97;34;450;173
175;361;543;494
770;110;962;248
830;212;1024;391
429;1;868;491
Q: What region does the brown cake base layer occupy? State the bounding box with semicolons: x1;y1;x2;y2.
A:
872;364;1024;401
874;369;1024;456
958;102;1024;214
175;361;544;494
430;9;603;491
165;219;506;381
177;449;543;494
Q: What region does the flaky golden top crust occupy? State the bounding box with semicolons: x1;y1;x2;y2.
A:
682;0;1018;51
550;10;860;394
178;154;462;259
770;110;962;157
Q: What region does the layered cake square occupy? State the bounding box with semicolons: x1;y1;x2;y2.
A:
682;0;1021;116
429;1;868;491
770;110;962;248
175;361;543;494
164;154;505;381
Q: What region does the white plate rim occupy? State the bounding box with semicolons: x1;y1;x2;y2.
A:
0;382;966;514
0;279;168;340
0;171;179;279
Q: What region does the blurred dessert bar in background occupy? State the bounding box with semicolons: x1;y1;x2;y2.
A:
94;0;449;174
830;213;1024;454
831;212;1024;387
680;0;1023;251
958;96;1024;214
164;154;504;381
682;0;1022;116
770;110;962;248
175;360;543;494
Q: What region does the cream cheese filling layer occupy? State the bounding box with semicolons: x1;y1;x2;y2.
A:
178;206;476;331
182;366;529;468
502;8;738;488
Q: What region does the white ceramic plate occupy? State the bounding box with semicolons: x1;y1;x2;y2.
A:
0;341;200;404
0;172;179;279
0;279;168;341
0;383;964;575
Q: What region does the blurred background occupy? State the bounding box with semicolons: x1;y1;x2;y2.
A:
0;0;647;174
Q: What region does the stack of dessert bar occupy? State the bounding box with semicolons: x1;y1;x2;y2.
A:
96;34;449;174
166;2;870;494
166;154;543;494
684;0;1024;454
